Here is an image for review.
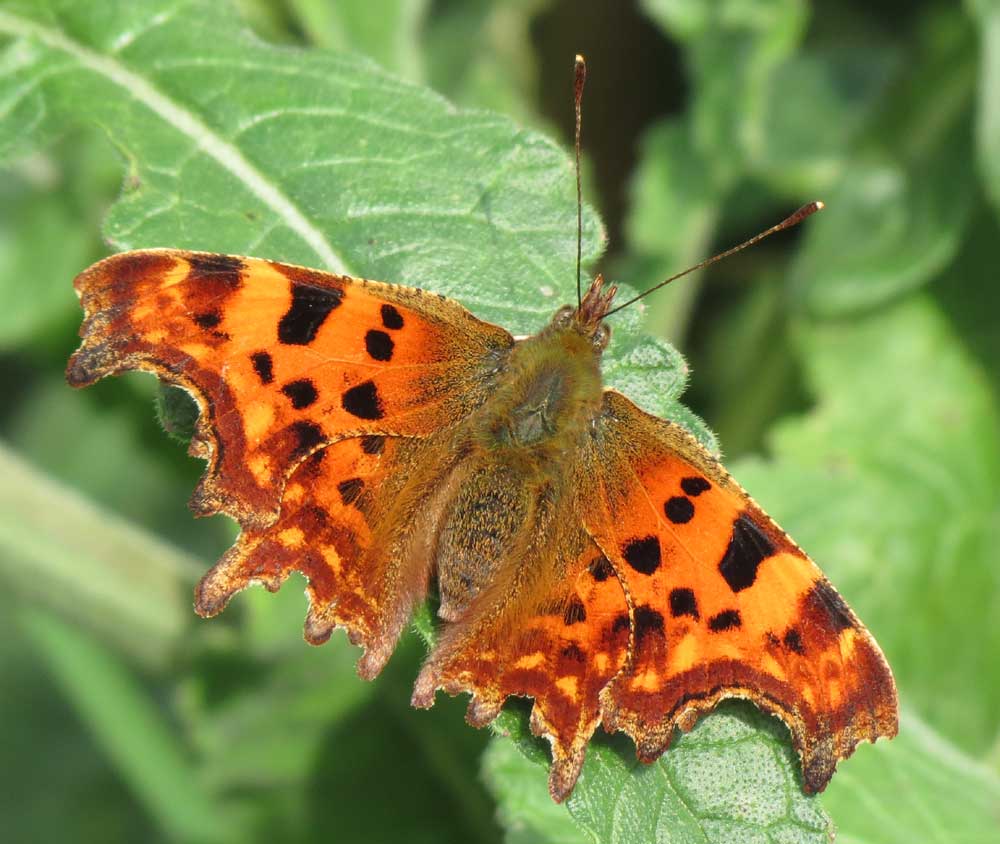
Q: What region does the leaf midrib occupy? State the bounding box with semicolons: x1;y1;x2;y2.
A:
0;7;349;274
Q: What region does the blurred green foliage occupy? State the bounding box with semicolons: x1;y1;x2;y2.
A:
1;1;999;842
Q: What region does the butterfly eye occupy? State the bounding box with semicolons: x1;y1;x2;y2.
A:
593;323;611;350
553;305;575;328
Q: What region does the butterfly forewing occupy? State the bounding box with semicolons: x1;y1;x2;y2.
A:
68;250;513;529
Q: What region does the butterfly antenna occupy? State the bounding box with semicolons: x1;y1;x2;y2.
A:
574;54;586;309
603;201;825;318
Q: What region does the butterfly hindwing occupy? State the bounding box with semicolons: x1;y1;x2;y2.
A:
413;519;630;802
582;391;898;791
197;434;438;674
68;250;513;529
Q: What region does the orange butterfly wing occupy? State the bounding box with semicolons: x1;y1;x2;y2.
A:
68;250;513;529
413;524;630;802
582;391;898;791
197;434;437;676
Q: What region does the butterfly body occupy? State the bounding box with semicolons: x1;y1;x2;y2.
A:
389;285;612;621
68;249;897;802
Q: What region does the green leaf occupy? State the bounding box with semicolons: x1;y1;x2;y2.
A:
641;0;808;185
733;295;1000;757
284;0;429;82
482;739;587;844
822;711;1000;844
22;610;230;843
0;0;727;426
487;701;833;844
0;440;196;668
0;0;596;330
789;7;977;315
971;0;1000;217
489;704;1000;844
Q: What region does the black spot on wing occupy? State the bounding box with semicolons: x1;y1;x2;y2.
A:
681;476;711;496
634;606;665;642
365;329;394;361
563;599;587;625
342;380;384;420
187;254;244;288
281;379;318;409
664;496;694;524
381;304;404;330
360;435;385;455
805;579;855;632
337;477;364;506
612;613;630;634
589;555;614;582
783;628;805;654
193;310;222;329
623;536;661;575
561;643;585;662
278;281;343;345
669;588;699;620
718;513;776;593
250;351;274;384
708;609;742;632
289;420;324;458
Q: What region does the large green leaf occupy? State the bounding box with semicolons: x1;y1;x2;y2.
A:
0;0;713;432
485;705;1000;844
0;0;598;326
486;701;832;844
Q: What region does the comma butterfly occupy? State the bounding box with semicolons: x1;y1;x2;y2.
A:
67;56;897;801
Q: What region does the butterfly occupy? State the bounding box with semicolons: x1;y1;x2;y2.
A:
66;57;897;802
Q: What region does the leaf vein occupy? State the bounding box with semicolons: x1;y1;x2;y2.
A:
0;9;347;273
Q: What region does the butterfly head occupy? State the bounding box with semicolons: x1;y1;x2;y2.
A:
551;274;616;352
